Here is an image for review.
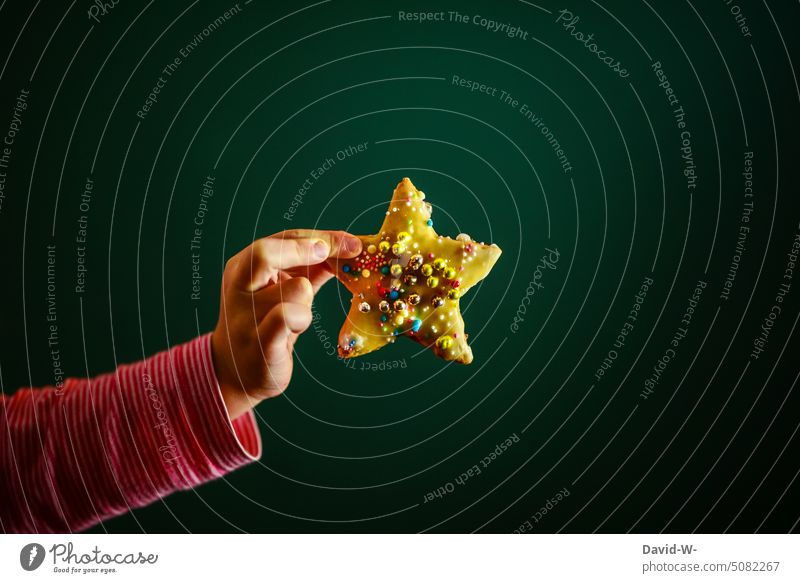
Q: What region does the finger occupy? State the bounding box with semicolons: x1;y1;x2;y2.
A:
284;263;335;293
229;237;326;292
251;276;313;318
258;302;312;372
257;304;306;393
273;229;362;259
239;275;314;334
230;231;360;292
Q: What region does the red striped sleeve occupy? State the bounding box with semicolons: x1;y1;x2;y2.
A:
0;333;261;533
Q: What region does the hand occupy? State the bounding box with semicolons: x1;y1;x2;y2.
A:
211;229;362;419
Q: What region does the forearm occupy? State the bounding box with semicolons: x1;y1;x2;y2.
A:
0;334;261;533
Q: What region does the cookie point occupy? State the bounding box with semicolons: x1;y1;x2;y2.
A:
398;176;416;191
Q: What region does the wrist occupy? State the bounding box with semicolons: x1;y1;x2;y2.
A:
210;330;261;419
219;382;260;420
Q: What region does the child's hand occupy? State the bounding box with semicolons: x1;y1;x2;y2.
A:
211;229;362;419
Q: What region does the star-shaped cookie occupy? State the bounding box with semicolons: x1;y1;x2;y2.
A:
327;177;502;364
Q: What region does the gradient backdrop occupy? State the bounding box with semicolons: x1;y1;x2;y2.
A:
1;0;799;533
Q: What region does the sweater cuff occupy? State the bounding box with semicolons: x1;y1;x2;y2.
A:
158;334;261;489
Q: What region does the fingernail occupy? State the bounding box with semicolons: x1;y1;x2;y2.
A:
312;240;329;259
344;236;361;255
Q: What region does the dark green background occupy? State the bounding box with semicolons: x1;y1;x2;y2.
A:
1;0;798;533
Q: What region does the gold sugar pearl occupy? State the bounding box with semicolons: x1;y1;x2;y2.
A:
393;300;407;312
433;257;446;271
379;300;390;312
437;335;453;350
391;243;405;256
358;301;371;313
420;264;433;276
409;254;424;270
367;244;377;254
447;289;460;300
427;276;439;288
390;264;403;277
378;241;390;253
444;267;457;280
408;294;421;305
394;314;405;325
397;231;410;242
432;296;445;308
361;269;371;278
403;274;417;285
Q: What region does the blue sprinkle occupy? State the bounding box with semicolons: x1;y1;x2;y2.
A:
349;339;356;346
426;219;433;227
380;314;388;322
394;328;403;336
342;264;351;273
412;319;422;332
389;290;399;300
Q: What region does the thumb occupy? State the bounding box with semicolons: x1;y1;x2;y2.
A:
228;230;362;293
